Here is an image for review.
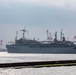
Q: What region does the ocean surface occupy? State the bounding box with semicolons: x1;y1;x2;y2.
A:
0;52;76;75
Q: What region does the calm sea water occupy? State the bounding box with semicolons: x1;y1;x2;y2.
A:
0;52;76;75
0;52;76;63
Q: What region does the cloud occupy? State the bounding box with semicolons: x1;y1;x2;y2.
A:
0;0;76;48
0;0;76;10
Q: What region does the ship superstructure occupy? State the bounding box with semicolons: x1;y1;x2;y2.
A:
6;28;76;54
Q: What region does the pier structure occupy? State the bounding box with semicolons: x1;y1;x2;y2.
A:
0;60;76;68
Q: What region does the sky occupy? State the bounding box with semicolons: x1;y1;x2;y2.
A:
0;0;76;48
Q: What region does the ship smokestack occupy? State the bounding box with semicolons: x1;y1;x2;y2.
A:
54;31;58;42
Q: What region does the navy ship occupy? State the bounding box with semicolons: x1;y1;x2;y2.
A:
6;28;76;54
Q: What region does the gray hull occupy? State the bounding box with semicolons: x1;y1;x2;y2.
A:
6;45;76;54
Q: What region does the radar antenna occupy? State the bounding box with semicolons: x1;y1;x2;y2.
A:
20;27;28;39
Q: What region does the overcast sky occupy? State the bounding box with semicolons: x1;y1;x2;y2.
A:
0;0;76;48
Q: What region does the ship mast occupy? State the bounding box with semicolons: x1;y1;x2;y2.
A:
60;29;63;41
46;30;49;41
55;31;57;40
20;27;28;39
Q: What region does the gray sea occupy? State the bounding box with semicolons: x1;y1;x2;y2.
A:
0;52;76;75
